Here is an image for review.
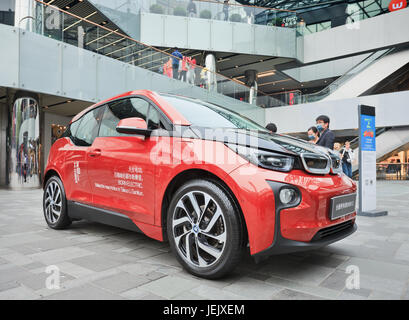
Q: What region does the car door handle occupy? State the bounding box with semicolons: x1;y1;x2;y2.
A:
89;149;102;157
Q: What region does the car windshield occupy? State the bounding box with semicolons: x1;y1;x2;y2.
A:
160;94;269;132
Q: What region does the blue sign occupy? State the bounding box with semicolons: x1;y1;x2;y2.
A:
360;114;376;151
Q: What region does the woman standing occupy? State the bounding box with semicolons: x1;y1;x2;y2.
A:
163;58;173;78
307;126;320;144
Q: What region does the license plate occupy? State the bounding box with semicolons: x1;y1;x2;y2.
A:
330;193;357;220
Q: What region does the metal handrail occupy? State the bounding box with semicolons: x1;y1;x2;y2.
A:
194;0;297;13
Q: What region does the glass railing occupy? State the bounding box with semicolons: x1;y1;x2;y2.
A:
296;0;393;36
298;48;393;104
26;0;281;110
376;163;409;180
88;0;298;29
268;90;301;107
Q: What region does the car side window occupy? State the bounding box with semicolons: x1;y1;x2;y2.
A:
110;98;149;121
63;118;82;140
147;105;167;130
99;98;150;137
72;107;103;146
98;105;126;137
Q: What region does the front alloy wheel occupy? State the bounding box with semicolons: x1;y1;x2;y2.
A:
43;176;71;229
167;179;244;279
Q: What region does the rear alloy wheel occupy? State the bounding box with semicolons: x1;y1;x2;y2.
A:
43;176;71;229
167;179;244;279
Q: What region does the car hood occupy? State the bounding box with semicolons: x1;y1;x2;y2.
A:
189;127;334;158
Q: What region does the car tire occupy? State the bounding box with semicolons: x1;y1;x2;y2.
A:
43;175;72;229
167;179;244;279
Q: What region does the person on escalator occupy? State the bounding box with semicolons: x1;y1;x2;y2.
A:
171;48;183;80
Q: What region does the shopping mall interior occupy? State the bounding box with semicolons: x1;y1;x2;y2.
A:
1;0;409;188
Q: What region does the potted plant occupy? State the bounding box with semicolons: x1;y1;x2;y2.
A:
229;13;242;23
200;10;212;19
150;4;164;14
173;6;187;17
269;17;283;26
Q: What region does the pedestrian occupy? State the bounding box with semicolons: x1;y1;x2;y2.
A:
194;60;201;86
187;0;197;17
386;159;395;174
171;48;183;80
163;57;173;78
244;5;253;24
266;123;277;134
396;159;402;180
23;153;28;183
307;126;320;144
223;0;229;21
187;57;196;85
340;141;354;178
315;115;335;149
405;159;409;180
200;67;209;88
179;55;189;82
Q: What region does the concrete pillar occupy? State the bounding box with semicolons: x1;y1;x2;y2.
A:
205;53;217;92
244;69;258;105
7;91;41;189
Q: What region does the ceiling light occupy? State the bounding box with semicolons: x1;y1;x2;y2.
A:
258;71;276;78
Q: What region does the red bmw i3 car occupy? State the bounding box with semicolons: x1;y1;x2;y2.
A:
43;90;357;279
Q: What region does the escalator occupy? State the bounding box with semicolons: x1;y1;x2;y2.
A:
300;46;409;104
323;47;409;101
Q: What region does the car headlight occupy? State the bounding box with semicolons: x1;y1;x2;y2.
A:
226;143;294;172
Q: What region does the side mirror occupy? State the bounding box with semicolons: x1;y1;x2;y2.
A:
116;117;151;137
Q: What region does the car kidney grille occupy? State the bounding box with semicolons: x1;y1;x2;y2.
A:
300;153;330;174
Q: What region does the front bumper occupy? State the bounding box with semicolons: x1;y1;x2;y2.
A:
253;180;357;262
226;165;357;258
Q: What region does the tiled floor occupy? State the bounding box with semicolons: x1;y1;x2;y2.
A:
0;181;408;300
